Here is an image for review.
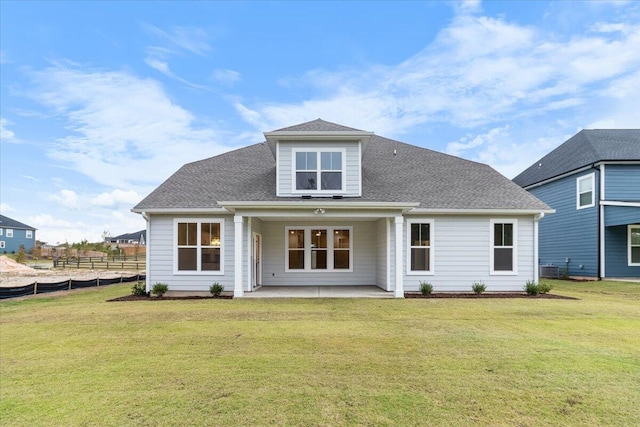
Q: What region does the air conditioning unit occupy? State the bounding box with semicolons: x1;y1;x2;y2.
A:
539;265;559;278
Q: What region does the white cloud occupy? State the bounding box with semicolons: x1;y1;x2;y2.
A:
0;203;15;213
0;118;17;143
46;189;80;209
235;7;640;175
91;189;141;207
29;64;229;189
143;24;210;56
211;69;241;86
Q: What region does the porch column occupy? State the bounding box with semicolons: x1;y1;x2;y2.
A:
234;215;244;297
394;215;404;298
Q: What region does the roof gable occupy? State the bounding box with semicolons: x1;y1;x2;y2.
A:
0;214;36;230
273;119;364;132
513;129;640;188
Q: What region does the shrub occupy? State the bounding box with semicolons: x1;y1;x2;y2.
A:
471;281;486;294
151;282;169;297
210;282;224;297
419;282;433;295
538;282;553;294
524;280;540;296
131;282;147;296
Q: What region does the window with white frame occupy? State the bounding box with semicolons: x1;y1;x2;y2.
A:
629;225;640;266
26;230;33;239
285;226;352;271
0;229;3;236
577;173;595;209
490;219;517;274
0;241;4;249
407;219;434;274
294;150;344;192
175;220;223;273
6;229;13;238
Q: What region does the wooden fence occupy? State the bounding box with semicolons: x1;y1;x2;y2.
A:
56;255;146;271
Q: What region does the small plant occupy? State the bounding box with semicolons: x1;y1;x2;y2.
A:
419;281;433;295
524;280;540;296
131;282;147;296
471;281;486;294
151;282;169;297
210;282;224;297
538;282;553;294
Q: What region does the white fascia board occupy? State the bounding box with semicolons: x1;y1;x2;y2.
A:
264;131;374;140
600;201;640;207
217;201;419;210
407;208;556;215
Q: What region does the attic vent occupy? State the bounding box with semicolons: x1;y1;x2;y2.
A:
301;195;312;199
332;195;343;199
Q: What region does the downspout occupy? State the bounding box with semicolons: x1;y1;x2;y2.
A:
533;212;545;283
598;163;605;280
141;212;151;293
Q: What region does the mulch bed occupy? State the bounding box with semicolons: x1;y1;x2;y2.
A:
405;293;578;300
108;295;233;302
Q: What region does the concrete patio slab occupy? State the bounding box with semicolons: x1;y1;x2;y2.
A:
243;285;394;298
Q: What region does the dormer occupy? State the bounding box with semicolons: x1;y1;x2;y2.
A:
264;119;373;198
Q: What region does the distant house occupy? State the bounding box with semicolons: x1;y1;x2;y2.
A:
0;214;37;254
133;119;551;297
513;130;640;279
106;230;146;246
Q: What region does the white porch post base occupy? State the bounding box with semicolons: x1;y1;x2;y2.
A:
394;215;404;298
234;215;244;297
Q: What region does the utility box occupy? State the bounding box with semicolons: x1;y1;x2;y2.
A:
539;265;559;279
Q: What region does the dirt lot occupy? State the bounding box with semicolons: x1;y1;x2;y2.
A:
0;255;142;288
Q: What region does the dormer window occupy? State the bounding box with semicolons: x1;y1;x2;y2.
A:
294;148;345;193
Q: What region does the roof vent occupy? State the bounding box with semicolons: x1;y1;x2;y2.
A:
332;195;343;199
301;195;312;199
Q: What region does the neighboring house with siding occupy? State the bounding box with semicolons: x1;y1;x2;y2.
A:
0;214;36;254
513;129;640;279
133;119;552;297
105;230;146;246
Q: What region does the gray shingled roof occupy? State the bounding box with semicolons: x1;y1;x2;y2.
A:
0;214;36;230
134;122;550;211
274;119;363;132
513;129;640;188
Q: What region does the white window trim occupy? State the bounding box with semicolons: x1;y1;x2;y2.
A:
284;226;353;272
0;229;3;236
26;230;33;239
291;148;347;195
490;219;518;276
173;218;225;275
629;224;640;267
406;218;435;275
6;229;13;238
0;241;5;249
577;173;595;210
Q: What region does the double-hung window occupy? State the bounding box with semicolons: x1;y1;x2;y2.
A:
407;219;434;274
286;226;352;271
175;219;223;274
490;219;517;274
577;173;595;209
6;229;13;238
26;230;33;239
294;149;344;192
629;225;640;266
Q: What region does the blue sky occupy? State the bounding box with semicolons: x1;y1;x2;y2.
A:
1;0;639;244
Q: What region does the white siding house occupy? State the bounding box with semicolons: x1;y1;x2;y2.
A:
134;119;552;297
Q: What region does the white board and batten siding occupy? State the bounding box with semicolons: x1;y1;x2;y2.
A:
277;141;361;197
260;220;377;286
148;214;237;292
402;215;536;292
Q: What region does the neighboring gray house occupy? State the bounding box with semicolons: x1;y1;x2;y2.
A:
106;230;146;246
133;120;552;297
0;214;36;254
514;130;640;279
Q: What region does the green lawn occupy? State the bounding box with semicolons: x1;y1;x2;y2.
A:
1;280;639;426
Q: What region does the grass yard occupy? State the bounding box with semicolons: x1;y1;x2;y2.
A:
1;280;639;426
